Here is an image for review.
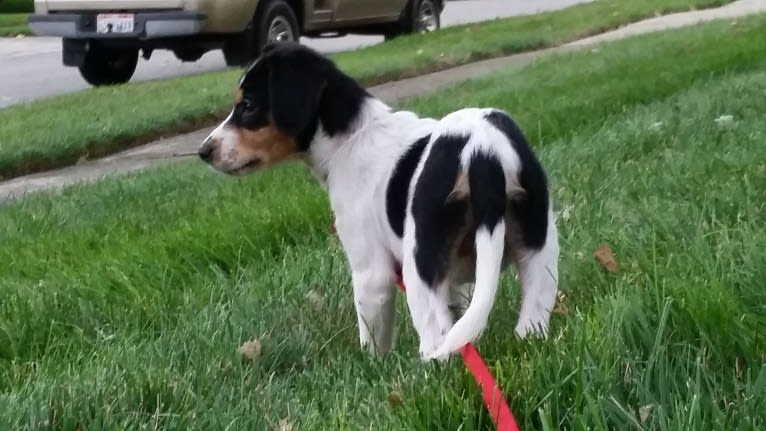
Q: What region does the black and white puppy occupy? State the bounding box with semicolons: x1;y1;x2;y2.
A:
198;42;559;361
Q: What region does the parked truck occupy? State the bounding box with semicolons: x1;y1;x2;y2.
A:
28;0;443;86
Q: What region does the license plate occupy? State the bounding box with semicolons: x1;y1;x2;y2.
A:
96;13;135;34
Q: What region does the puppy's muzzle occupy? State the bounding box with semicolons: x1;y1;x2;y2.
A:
198;136;215;163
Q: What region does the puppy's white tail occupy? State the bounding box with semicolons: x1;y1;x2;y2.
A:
430;153;508;359
432;223;506;358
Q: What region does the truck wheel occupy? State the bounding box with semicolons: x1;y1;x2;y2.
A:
256;0;300;49
223;0;299;67
78;44;138;86
385;0;441;41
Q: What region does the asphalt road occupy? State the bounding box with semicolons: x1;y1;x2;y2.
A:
0;0;590;108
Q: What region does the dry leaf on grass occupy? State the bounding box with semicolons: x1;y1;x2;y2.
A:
305;289;325;310
277;418;295;431
639;404;655;424
714;114;735;126
238;338;262;361
553;291;568;315
594;244;619;272
387;390;405;407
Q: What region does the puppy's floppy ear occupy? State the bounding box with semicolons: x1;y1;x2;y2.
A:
266;50;326;136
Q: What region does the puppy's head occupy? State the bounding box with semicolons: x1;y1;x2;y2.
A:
198;43;330;175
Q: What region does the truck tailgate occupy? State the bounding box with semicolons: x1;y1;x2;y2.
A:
41;0;185;11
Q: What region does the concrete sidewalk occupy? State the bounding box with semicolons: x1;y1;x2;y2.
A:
1;0;765;202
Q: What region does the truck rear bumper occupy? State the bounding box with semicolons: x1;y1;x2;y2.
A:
28;11;206;39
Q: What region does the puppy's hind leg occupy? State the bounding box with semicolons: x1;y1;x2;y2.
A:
401;256;453;360
514;209;559;339
400;199;459;360
401;212;454;359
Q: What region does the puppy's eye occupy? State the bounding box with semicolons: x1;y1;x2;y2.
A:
243;100;256;112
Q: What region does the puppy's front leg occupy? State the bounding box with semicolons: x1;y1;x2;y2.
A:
332;214;397;355
351;266;398;356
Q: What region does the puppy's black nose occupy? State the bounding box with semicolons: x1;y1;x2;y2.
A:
198;141;213;162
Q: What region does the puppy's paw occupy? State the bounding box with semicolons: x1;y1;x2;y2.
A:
423;346;453;363
418;338;440;361
514;317;549;340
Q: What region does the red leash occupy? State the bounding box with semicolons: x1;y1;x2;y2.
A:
330;224;520;430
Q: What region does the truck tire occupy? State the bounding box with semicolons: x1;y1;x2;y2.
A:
224;0;300;67
78;44;139;86
385;0;441;41
256;0;300;48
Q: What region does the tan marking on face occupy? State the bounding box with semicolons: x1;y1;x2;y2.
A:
234;88;243;104
236;123;299;167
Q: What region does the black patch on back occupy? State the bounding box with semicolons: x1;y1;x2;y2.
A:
468;153;506;233
411;135;469;287
239;42;369;151
386;135;431;237
484;110;549;250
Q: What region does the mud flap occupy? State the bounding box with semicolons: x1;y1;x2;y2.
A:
63;38;88;67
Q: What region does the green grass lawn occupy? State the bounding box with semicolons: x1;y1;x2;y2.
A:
0;0;32;35
2;13;765;431
0;0;736;180
0;13;28;36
